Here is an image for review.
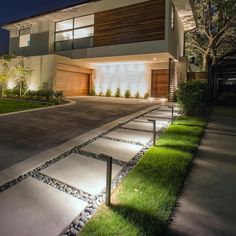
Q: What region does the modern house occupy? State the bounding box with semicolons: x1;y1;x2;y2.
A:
2;0;196;99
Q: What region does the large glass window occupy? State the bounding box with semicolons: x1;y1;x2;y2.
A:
74;15;94;28
55;31;73;42
74;27;94;39
54;14;94;49
19;28;31;47
56;19;73;32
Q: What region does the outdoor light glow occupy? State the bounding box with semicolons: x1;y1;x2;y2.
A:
28;84;36;91
94;63;148;96
7;80;16;89
148;97;155;102
160;97;168;105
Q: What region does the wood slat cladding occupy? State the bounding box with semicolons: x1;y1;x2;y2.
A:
94;0;165;47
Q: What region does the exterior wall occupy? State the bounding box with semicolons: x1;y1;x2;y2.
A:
9;32;50;57
166;0;185;59
94;0;165;47
57;40;167;59
7;0;168;59
93;61;169;97
7;55;56;90
9;21;52;56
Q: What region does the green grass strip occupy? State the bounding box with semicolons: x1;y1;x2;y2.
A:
80;116;207;236
0;99;50;114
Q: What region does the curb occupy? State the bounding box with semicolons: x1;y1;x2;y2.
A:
0;99;76;117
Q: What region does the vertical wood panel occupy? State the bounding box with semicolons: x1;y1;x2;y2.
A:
94;0;165;47
151;69;169;98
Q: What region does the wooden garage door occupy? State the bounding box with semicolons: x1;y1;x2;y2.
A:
55;63;91;97
151;69;169;98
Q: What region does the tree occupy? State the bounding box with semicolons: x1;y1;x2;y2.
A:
14;57;32;96
0;55;12;98
186;0;236;72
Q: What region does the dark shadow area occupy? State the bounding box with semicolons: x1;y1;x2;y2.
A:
157;144;197;154
110;204;168;236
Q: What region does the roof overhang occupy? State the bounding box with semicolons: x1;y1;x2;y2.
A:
172;0;196;31
2;0;98;30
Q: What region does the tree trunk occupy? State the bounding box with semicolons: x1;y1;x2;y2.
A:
20;82;22;97
202;55;208;72
1;84;3;98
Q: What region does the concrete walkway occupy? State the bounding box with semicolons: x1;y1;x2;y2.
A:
0;105;176;236
169;106;236;236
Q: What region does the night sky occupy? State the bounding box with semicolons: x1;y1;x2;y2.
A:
0;0;90;54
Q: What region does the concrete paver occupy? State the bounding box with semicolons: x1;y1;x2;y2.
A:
135;117;170;125
81;138;142;162
147;111;177;118
122;121;163;132
41;153;122;195
0;178;87;236
105;128;152;144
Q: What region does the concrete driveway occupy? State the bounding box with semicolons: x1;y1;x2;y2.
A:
0;97;155;171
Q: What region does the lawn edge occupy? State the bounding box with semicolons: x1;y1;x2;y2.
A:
0;99;76;117
79;115;208;236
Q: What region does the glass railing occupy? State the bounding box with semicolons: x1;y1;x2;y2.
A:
54;37;93;52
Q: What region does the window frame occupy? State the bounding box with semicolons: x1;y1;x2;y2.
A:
54;14;94;48
19;28;31;48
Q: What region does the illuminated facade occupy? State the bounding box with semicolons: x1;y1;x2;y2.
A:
2;0;196;99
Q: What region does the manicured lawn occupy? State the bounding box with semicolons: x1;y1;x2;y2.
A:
80;116;207;236
0;99;50;114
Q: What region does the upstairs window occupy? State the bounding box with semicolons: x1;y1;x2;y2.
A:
19;28;31;47
55;15;94;42
74;15;94;28
74;27;94;39
56;19;73;32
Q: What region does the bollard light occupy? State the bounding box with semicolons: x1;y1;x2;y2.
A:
100;153;112;206
148;119;156;146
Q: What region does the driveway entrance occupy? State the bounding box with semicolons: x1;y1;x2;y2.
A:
0;97;155;171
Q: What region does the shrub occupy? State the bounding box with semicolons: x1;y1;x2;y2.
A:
6;88;65;104
4;88;19;97
36;89;54;101
54;90;64;100
144;92;150;99
125;89;131;98
177;79;209;116
90;88;96;96
135;92;140;99
106;89;112;97
115;88;121;97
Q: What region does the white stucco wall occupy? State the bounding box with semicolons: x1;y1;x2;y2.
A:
93;63;149;97
93;61;170;97
7;55;55;90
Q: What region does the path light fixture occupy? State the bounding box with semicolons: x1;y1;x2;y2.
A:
99;153;112;206
148;119;156;146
